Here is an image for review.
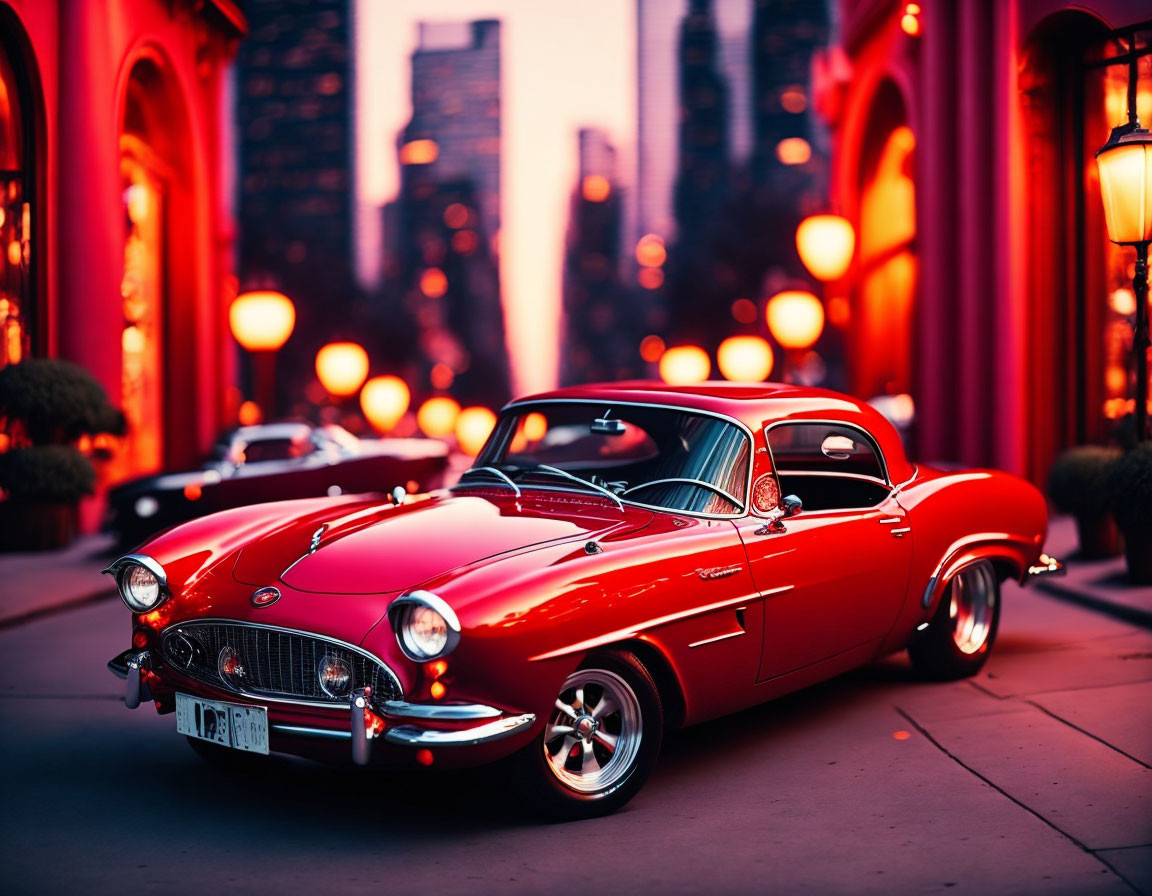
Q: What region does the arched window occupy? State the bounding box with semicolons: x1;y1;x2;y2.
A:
0;15;40;367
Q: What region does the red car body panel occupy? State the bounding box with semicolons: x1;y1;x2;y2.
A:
116;382;1051;769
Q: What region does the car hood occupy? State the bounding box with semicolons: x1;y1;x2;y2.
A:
232;491;652;595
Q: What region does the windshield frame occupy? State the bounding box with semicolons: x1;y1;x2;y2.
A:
463;397;755;520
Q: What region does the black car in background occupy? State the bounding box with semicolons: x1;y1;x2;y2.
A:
106;423;449;549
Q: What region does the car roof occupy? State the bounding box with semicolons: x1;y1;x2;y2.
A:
508;380;913;483
232;423;314;443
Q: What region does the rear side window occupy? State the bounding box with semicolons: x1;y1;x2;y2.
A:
767;423;886;481
766;422;889;511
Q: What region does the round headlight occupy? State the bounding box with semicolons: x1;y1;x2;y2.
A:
120;564;163;612
399;604;449;659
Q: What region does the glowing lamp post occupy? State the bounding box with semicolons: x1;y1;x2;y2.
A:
766;290;825;382
360;376;410;433
1096;40;1152;443
796;214;856;282
658;345;711;385
455;406;497;457
229;290;296;420
717;335;774;382
417;396;461;439
315;342;370;398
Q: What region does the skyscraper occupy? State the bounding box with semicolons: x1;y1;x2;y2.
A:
385;20;509;407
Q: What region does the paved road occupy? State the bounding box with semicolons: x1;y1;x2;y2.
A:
1;582;1150;895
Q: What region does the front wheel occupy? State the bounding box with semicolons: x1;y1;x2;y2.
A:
511;651;663;820
909;560;1001;680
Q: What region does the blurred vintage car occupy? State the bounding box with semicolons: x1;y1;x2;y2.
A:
106;382;1063;819
105;422;449;548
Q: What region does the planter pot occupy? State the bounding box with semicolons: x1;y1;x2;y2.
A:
1074;512;1123;559
1121;526;1152;585
0;500;79;552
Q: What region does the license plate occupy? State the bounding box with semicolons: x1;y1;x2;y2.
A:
176;693;269;755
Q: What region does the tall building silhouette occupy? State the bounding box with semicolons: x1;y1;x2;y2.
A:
385;20;509;407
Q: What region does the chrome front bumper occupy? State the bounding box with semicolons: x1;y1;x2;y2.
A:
110;649;534;765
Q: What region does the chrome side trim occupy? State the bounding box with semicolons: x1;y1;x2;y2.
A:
381;700;503;720
689;630;744;649
495;397;756;521
272;724;352;740
384;713;536;747
102;553;169;587
529;586;782;662
159;618;404;708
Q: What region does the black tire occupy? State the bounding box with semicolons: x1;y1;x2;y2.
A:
186;736;266;772
511;650;664;821
909;560;1001;680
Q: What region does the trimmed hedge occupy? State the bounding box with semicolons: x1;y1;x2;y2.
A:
0;358;124;445
1108;442;1152;530
1047;446;1121;517
0;445;96;502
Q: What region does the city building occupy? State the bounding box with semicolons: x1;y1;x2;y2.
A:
561;128;645;385
824;0;1149;483
384;19;509;407
235;0;356;409
0;0;244;516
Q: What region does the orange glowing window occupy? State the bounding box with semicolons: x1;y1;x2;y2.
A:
400;139;439;165
582;174;611;202
776;138;811;165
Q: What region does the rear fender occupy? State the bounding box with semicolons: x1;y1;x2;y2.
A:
920;534;1033;615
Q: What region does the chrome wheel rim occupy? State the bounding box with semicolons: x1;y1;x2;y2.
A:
949;562;997;655
543;668;642;794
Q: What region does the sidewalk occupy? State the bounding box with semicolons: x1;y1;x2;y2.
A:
1;514;1149;630
1038;514;1152;629
0;533;117;628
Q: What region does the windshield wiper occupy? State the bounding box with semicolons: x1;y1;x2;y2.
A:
517;464;624;511
454;466;522;497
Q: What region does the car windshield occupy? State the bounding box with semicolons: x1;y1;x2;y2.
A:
465;402;750;515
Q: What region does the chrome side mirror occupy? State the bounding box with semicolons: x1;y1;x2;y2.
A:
390;486;407;505
782;494;802;517
820;435;856;459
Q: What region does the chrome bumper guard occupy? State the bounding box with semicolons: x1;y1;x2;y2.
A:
107;649;152;709
1027;553;1065;579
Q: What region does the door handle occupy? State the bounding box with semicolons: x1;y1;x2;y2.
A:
878;517;902;525
889;527;911;538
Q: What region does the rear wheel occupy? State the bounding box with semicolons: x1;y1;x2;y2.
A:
909;560;1000;680
512;651;663;820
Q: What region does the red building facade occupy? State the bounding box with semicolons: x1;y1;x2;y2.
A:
1;0;243;520
824;0;1149;483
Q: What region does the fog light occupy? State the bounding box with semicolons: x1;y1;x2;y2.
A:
318;654;353;698
218;646;245;686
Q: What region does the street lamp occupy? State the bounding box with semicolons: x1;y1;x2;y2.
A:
360;375;410;433
717;335;774;382
1096;35;1151;444
315;342;370;398
658;345;711;385
796;214;856;282
229;290;296;420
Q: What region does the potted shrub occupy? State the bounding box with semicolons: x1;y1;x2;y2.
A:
1107;443;1152;585
0;359;124;551
1047;445;1123;558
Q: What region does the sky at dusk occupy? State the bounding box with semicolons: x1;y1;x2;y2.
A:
355;0;637;395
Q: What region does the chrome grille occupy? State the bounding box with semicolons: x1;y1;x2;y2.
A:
161;621;402;705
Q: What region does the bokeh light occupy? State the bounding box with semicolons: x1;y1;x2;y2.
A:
796;214;856;281
522;411;548;442
639;334;666;363
730;298;758;323
430;362;455;390
360;375;410;433
443;203;470;229
828;296;851;328
780;86;807;114
399;139;439;165
229;291;296;352
776;137;812;166
420;268;449;298
315;342;370;397
417;396;461;438
659;345;711;385
638;268;664;290
717;336;774;382
766;290;825;349
635;233;667;268
1110;287;1137;315
238;400;263;426
456;406;497;455
582;174;611;202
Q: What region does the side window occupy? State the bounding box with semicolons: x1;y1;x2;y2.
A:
766;423;889;511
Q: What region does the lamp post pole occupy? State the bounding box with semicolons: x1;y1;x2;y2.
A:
1135;241;1149;444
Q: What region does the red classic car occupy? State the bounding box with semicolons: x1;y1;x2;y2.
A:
106;382;1063;818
